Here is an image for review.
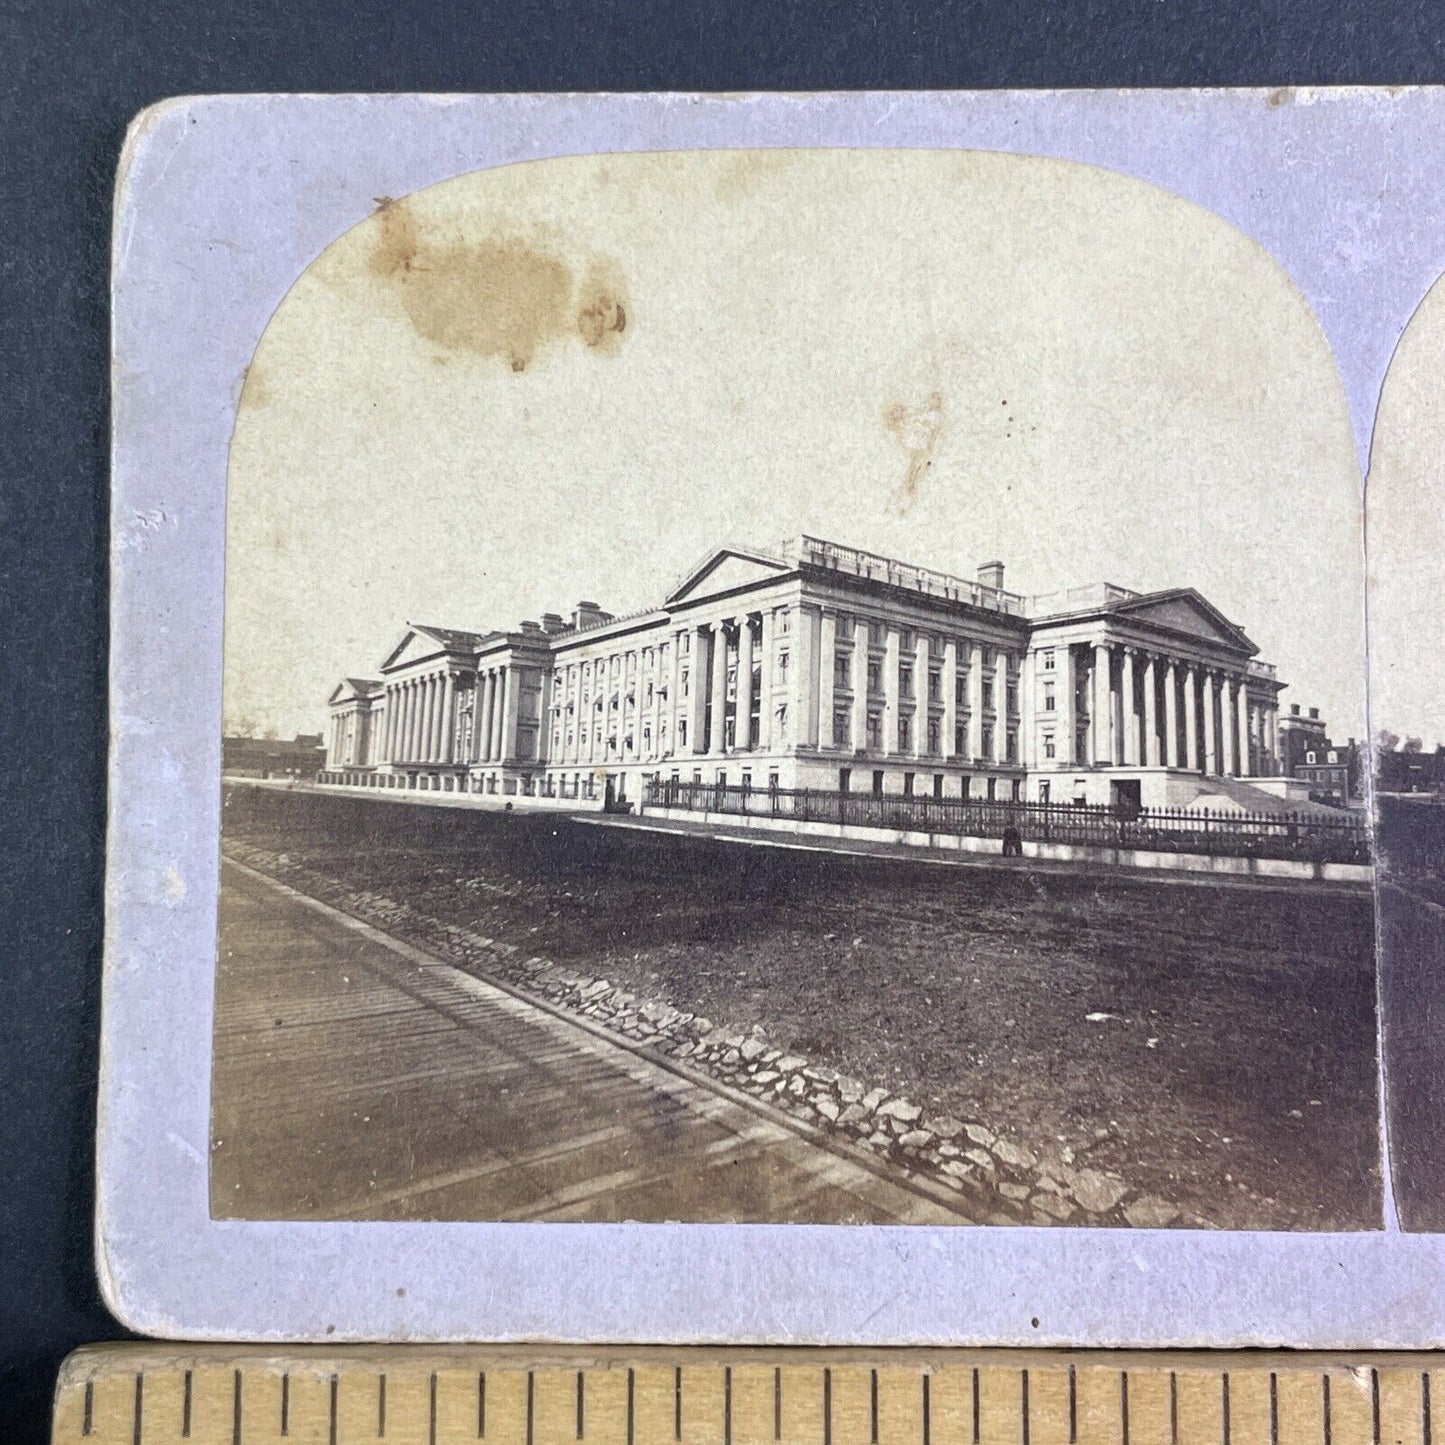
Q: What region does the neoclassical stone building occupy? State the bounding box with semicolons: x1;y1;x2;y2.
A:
322;536;1289;810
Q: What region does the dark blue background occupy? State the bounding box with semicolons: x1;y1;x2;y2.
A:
2;1;1441;1439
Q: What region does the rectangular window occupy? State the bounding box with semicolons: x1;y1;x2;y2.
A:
955;674;967;706
868;660;882;695
987;777;997;801
903;771;915;797
839;766;852;793
837;615;855;640
1007;683;1019;715
933;773;944;799
681;668;689;697
982;724;994;756
1011;779;1022;801
724;717;735;748
927;718;940;754
834;649;851;688
678;720;688;749
1043;686;1056;713
1007;729;1018;762
960;774;971;799
954;721;967;754
872;769;885;797
1039;780;1051;804
768;770;780;790
867;713;883;750
898;716;911;751
928;669;942;703
777;609;791;634
900;628;914;651
1042;649;1055;671
1043;731;1056;760
900;661;914;698
833;705;851;744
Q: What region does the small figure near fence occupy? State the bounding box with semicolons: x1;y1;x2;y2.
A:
1002;824;1024;857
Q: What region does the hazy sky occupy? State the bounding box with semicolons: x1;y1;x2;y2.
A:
1368;274;1445;746
224;148;1365;740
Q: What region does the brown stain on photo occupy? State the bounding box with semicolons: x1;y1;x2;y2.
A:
576;257;630;356
367;195;628;373
884;391;945;513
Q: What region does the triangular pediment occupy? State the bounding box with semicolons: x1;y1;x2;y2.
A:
379;623;487;673
666;546;792;606
1113;590;1256;653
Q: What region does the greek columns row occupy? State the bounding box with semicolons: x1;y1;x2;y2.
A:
814;611;1018;765
1052;642;1278;777
377;667;513;767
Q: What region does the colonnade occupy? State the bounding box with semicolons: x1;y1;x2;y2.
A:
1049;641;1279;777
550;610;781;771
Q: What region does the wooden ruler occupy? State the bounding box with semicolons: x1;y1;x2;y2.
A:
51;1346;1444;1445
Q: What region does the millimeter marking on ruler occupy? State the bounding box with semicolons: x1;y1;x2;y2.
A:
51;1348;1445;1445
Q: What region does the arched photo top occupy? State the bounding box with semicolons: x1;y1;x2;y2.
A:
225;148;1363;746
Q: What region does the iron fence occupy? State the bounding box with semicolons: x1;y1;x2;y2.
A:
643;779;1372;865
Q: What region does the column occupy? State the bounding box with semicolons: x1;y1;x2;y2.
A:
851;618;870;753
813;610;837;748
492;667;508;762
400;682;413;760
708;622;729;755
737;615;756;750
968;641;984;759
1266;703;1279;775
796;606;820;748
1058;645;1075;766
942;638;959;759
381;687;394;761
1019;651;1034;768
1121;647;1138;766
1143;654;1160;767
686;628;705;754
914;632;930;758
882;625;900;756
419;676;434;762
1238;682;1251;777
1092;640;1112;765
1202;671;1217;774
415;678;428;761
1163;661;1179;769
411;679;424;761
502;666;520;763
1183;666;1198;771
476;671;492;762
429;674;444;761
757;613;773;752
1220;676;1237;776
441;673;456;763
993;653;1009;764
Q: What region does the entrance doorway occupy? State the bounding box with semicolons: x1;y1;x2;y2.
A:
1111;778;1142;819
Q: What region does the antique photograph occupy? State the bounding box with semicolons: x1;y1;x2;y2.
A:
210;146;1379;1232
1369;268;1445;1232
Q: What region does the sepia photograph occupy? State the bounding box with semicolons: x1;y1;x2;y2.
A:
1368;268;1445;1232
210;146;1380;1233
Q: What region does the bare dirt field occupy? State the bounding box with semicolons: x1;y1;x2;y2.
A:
218;784;1382;1230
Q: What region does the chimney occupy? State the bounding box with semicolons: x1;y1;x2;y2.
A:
541;612;565;634
573;600;611;631
977;560;1006;592
1309;707;1320;720
520;619;543;636
1290;704;1301;716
